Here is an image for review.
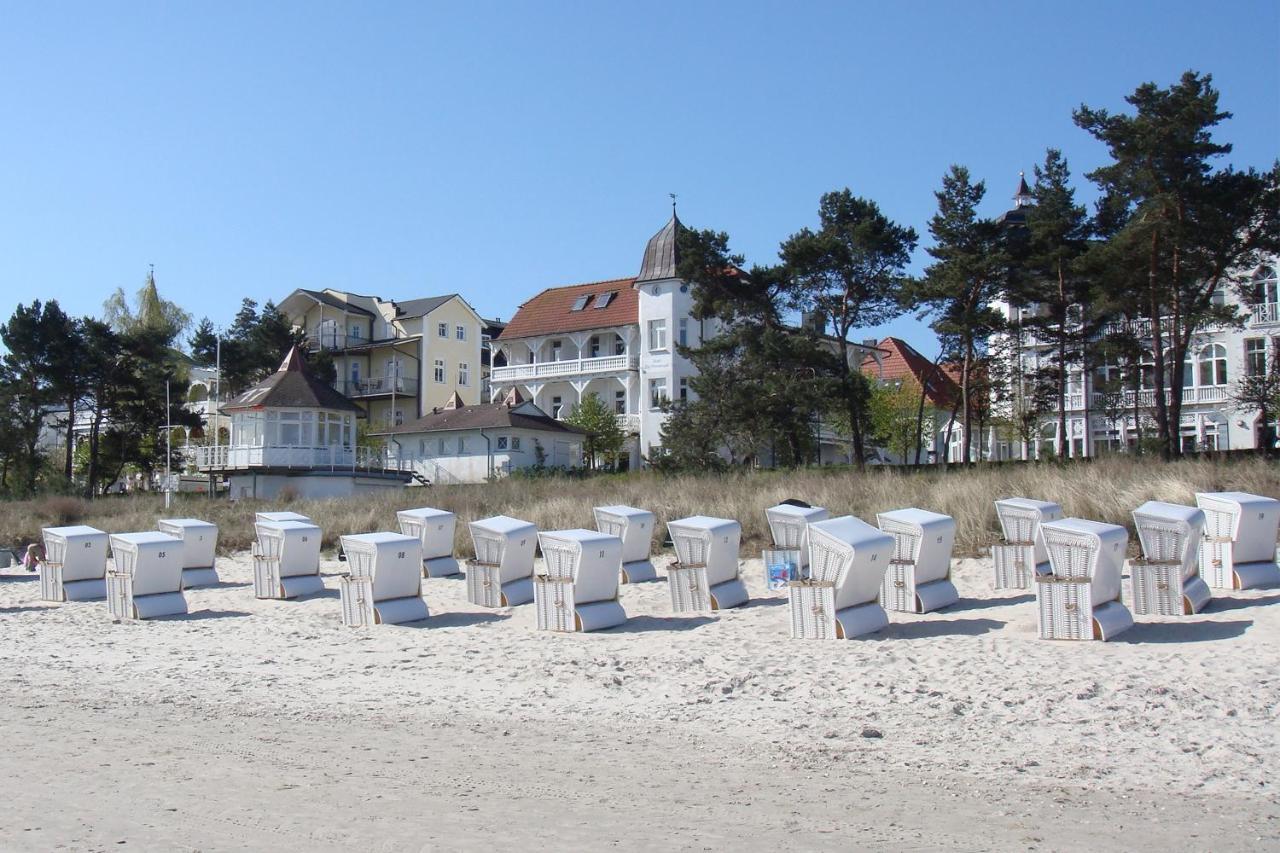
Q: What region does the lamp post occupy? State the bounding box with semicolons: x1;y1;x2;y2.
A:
164;379;172;510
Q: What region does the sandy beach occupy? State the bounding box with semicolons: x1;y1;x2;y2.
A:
1;552;1277;851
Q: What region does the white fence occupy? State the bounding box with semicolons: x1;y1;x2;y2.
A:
491;354;639;383
195;445;391;472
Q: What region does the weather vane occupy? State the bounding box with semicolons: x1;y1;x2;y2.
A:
669;192;677;213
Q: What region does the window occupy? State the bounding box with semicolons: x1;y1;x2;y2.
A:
438;437;446;455
648;319;668;351
649;378;668;410
351;362;360;384
279;411;300;446
511;437;521;451
615;390;626;414
437;322;448;338
391;409;404;426
457;436;465;454
595;291;616;309
496;436;509;450
458;362;469;386
679;377;689;402
678;318;688;347
434;359;445;383
456;325;466;341
1198;344;1228;386
589;336;600;358
1246;339;1267;377
552;395;563;418
551;340;562;360
350;325;362;340
614;336;625;355
570;294;591;311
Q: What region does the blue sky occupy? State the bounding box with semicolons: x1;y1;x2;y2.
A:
2;1;1276;357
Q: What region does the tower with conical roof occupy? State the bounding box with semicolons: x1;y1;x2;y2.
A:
636;207;682;285
999;172;1034;227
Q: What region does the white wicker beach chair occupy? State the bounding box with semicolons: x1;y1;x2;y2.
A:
157;518;219;588
790;516;893;639
1194;492;1280;590
593;505;657;583
875;508;959;613
106;532;188;620
665;516;748;612
1129;501;1212;616
338;532;428;626
396;507;460;578
534;529;627;632
764;503;830;570
252;519;324;599
991;498;1063;589
1036;518;1133;641
254;511;313;524
40;525;109;602
466;515;536;607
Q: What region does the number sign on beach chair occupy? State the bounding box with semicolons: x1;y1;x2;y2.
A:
106;532;188;620
665;516;749;612
1195;492;1280;591
790;515;893;640
534;529;627;632
252;519;324;599
338;532;428;626
1036;518;1133;641
593;505;657;583
1129;501;1212;616
157;518;219;588
397;507;461;578
40;525;109;602
466;515;536;607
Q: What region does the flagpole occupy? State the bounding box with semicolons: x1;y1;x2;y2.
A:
165;380;172;509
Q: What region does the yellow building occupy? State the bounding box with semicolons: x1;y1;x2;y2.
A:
277;289;485;428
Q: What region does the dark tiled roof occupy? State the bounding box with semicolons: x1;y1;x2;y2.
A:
394;294;456;317
373;401;585;436
223;346;362;413
496;278;638;340
297;289;375;317
636;213;682;283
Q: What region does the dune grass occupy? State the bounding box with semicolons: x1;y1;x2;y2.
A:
1;455;1276;559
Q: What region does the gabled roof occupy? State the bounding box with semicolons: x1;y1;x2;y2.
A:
372;400;585;436
636;212;682;283
496;277;638;340
861;337;959;408
222;346;362;413
294;289;375;317
393;294;455;317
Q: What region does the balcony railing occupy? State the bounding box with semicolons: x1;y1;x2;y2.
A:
307;329;416;352
617;413;641;434
491;354;639;383
1117;385;1229;408
1251;302;1279;325
340;376;418;398
195;444;393;472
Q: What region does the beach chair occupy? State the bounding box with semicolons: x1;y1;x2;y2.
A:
1129;501;1212;616
338;532;428;626
106;532;188;620
992;498;1063;589
396;507;460;578
534;529;627;632
1036;518;1133;641
466;515;536;607
40;525;109;602
255;511;312;524
593;505;657;583
665;516;748;612
252;519;324;599
764;503;830;571
1195;492;1280;590
157;518;219;588
875;508;959;613
790;515;893;639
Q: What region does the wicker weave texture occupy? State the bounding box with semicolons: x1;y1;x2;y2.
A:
1128;560;1183;616
1035;578;1093;640
880;561;915;612
107;572;133;621
992;543;1034;589
789;583;837;639
467;562;504;608
668;564;710;612
340;575;376;627
535;577;576;631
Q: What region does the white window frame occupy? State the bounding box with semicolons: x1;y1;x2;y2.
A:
456;325;466;341
649;377;668;410
437;322;448;338
433;359;445;383
496;436;509;450
648;319;668;352
458;362;470;386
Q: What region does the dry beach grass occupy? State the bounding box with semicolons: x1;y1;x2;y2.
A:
1;454;1276;557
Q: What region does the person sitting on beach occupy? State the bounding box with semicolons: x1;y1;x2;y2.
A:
22;543;42;573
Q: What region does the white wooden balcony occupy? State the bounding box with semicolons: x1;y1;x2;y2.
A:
1116;386;1229;408
195;444;391;472
1251;302;1279;325
617;413;641;434
491;354;639;383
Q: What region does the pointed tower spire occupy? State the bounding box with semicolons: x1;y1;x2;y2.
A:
1013;171;1033;208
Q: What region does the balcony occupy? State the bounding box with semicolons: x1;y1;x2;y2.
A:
195;444;394;473
491;354;639;383
1048;393;1087;412
339;376;418;398
1251;302;1279;326
617;413;641;434
1117;385;1229;408
307;329;419;353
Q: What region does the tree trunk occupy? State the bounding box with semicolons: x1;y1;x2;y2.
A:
1056;261;1068;458
1146;229;1172;459
63;396;76;483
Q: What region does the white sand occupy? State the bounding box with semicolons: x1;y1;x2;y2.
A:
1;552;1277;850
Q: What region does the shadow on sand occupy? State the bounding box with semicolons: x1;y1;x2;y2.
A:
0;604;56;615
610;614;718;633
406;610;511;629
955;594;1033;611
879;617;1006;639
1205;593;1280;613
155;609;251;622
1119;618;1252;644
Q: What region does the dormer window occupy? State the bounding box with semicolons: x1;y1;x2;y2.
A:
595;291;616;309
570;294;592;311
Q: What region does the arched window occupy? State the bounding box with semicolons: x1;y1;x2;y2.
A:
1163;347;1193;387
1252;265;1279;305
1198;344;1228;386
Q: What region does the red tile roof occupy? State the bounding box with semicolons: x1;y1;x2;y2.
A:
497;277;638;340
861;337;960;408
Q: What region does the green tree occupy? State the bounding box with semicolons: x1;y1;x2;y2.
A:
867;376;929;463
563;393;626;470
905;166;1009;464
104;268;192;341
1075;70;1280;458
780;190;917;468
189;317;219;367
0;300;77;493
